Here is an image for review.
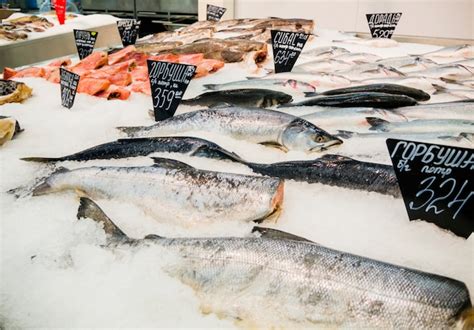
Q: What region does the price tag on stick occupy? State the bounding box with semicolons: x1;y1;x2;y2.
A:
206;4;226;21
147;60;196;121
387;139;473;238
117;19;141;47
271;30;309;74
60;68;80;109
366;12;402;39
74;29;98;60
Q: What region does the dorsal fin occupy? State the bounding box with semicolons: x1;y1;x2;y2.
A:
320;154;353;162
252;226;316;243
151;157;194;170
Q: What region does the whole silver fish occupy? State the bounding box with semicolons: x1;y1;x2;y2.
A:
433;84;474;100
376;56;438;72
336;64;405;81
333;52;382;64
202;78;316;94
391;100;474;121
293;59;353;74
451;58;474;69
366;117;474;134
411;64;473;81
117;107;343;152
78;197;473;329
31;160;284;224
336;130;473;143
300;46;349;61
361;76;448;94
420;44;474;60
260;72;352;89
333;38;398;48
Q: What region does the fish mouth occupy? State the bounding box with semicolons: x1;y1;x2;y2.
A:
309;138;343;152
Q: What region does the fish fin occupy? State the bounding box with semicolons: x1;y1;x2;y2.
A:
259;141;289;152
366;117;390;132
252;226;315;243
151;157;194;170
440;77;458;84
20;156;61;163
245;76;260;80
202;84;218;90
77;197;128;239
304;92;318;97
432;84;447;95
458;307;474;330
320;154;353;162
144;234;164;240
335;130;356;139
352;60;367;65
208;102;232;109
191;145;247;164
7;166;69;198
116;126;146;137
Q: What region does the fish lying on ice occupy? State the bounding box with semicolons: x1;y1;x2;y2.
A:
335;63;405;81
360;76;448;94
336;130;474;143
246;154;401;197
77;197;474;329
299;46;349;61
375;56;438;72
433;84;474;100
387;100;474;121
293;59;353;74
257;72;352;89
21;136;243;163
118;107;343;152
418;44;474;60
333;38;399;48
305;83;430;101
0;116;23;146
281;92;417;109
366;117;474;135
181;89;293;108
332;52;382;64
202;78;316;94
410;64;473;81
0;79;33;105
28;159;284;224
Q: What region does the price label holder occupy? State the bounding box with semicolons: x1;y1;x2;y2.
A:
366;12;402;39
74;29;98;60
387;139;473;238
147;60;196;121
60;67;80;109
206;4;226;21
271;30;309;74
117;19;141;47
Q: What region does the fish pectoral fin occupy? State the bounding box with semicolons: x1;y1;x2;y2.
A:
208;102;232;109
151;157;194;170
77;197;128;239
251;226;316;244
259;141;289;152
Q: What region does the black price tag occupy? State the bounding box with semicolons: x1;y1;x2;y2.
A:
60;67;80;109
147;60;196;121
117;19;141;47
366;12;402;39
73;29;98;60
206;4;226;21
387;139;473;238
271;30;309;74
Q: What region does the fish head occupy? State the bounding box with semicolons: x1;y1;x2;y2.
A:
282;79;316;93
281;118;343;152
266;92;293;107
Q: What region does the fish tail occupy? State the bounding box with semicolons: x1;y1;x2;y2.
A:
77;197;128;239
7;166;69;198
202;84;218;90
365;117;391;132
458;306;474;330
116;126;146;137
432;84;447;95
20;156;61;163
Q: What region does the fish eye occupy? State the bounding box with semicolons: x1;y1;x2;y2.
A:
315;136;325;143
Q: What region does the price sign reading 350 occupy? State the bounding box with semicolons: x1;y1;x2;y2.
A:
387;139;473;238
147;60;196;121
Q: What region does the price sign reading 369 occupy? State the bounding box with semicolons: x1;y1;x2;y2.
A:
387;139;473;238
147;60;196;121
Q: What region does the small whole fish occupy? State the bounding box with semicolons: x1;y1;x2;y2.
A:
366;117;474;134
411;64;473;81
247;154;401;197
293;59;353;74
432;84;474;100
30;160;284;224
299;46;350;61
281;92;418;109
259;72;352;89
118;107;343;153
336;130;473;143
0;116;23;146
420;44;474;60
78;197;473;329
181;89;293;108
202;79;316;94
361;76;447;94
332;52;382;64
307;83;430;101
333;38;398;48
376;56;438;72
0;79;33;105
389;100;474;121
21;136;243;163
336;64;405;81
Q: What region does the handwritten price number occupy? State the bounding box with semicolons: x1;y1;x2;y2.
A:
409;176;472;220
153;88;176;111
274;50;296;66
372;29;393;38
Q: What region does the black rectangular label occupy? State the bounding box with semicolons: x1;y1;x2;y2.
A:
206;4;226;21
117;19;141;47
74;29;98;60
387;139;473;238
271;30;309;74
60;67;80;109
147;60;196;121
366;12;402;39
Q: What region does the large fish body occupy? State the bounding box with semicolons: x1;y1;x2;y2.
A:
79;197;472;330
303;107;406;127
118;107;342;153
202;79;316;94
336;130;473;143
282;92;417;109
32;163;284;224
390;100;474;121
248;154;401;197
366;117;474;134
21;136;243;163
181;89;292;108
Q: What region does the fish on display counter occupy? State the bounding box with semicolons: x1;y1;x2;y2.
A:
410;64;473;81
417;44;474;60
0;79;33;105
360;76;448;94
335;63;405;81
375;56;438;72
293;59;353;74
202;78;316;94
77;197;473;329
0;116;22;146
259;72;352;89
333;38;399;48
336;130;473;143
300;46;350;61
366;117;474;135
180;89;293;108
332;52;382;64
432;84;474;100
27;159;284;225
118;107;343;153
21;136;244;163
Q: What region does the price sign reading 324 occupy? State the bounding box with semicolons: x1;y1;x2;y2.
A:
147;60;196;121
387;139;473;238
